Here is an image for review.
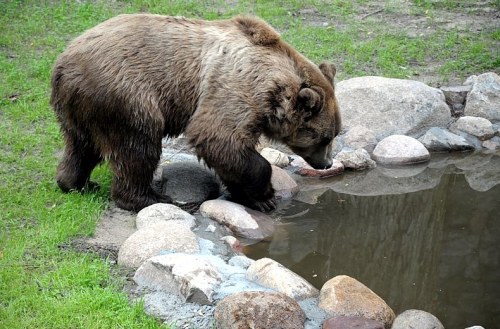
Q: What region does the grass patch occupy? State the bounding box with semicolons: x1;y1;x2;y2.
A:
0;0;498;328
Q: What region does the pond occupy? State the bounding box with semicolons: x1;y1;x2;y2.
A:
245;153;500;328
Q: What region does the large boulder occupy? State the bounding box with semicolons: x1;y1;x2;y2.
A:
214;291;306;329
464;72;500;122
336;76;451;140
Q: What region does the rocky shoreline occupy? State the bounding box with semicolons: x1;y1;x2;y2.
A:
77;72;498;328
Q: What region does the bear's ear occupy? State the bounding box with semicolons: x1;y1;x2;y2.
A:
319;62;336;85
298;87;324;115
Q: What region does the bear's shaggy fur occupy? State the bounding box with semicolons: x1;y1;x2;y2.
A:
51;14;341;211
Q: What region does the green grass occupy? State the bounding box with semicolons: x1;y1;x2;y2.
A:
0;0;498;328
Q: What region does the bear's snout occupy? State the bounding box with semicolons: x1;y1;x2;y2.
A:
305;156;333;170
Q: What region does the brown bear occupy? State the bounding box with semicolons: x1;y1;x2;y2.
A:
51;14;341;212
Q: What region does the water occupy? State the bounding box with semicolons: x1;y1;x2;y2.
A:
245;153;500;328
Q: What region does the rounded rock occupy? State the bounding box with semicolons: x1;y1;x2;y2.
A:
372;135;430;165
214;291;306;329
319;275;395;328
391;309;444;329
136;203;196;229
117;221;200;269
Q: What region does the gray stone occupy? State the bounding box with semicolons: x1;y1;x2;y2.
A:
464;72;500;122
322;316;384;329
161;162;220;208
133;253;222;305
261;147;291;167
214;291;306;329
334;148;376;170
450;116;495;140
319;275;395;329
246;257;319;300
465;326;485;329
463;155;500;192
271;165;299;199
482;136;500;150
136;203;196;230
418;127;475;152
391;309;444;329
291;156;344;177
342;125;378;153
200;200;275;240
372;135;430;165
228;255;255;269
440;85;471;106
117;221;200;269
336;76;451;140
220;235;244;253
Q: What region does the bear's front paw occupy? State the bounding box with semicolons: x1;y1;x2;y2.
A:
247;197;276;212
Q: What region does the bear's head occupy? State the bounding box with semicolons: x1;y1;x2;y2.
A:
267;62;341;169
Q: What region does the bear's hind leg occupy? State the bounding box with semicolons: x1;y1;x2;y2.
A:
56;131;102;193
109;140;171;212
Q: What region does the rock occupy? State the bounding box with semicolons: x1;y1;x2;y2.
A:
464;72;500;122
204;224;216;232
482;136;500;150
133;253;222;305
117;221;200;269
342;126;378;153
322;316;384;329
391;309;444;329
319;275;395;329
336;77;451;140
220;235;244;253
246;257;319;300
261;147;291;167
161;162;220;208
136;203;196;230
291;156;344;177
463;155;500;192
465;326;485;329
334;149;376;170
214;291;306;329
418;127;475;152
272;165;299;199
372;135;430;165
200;200;275;240
440;85;470;117
228;255;255;269
450;116;495;140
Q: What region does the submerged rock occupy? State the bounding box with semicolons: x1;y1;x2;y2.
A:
391;309;444;329
136;203;196;229
200;200;275;240
464;72;500;122
450;116;495;141
319;275;395;329
482;136;500;150
246;257;319;300
117;221;200;269
214;291;306;329
336;76;451;140
418;127;475;152
334;148;376;170
372;135;430;165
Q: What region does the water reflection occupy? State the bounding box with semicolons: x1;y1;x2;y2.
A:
245;153;500;328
